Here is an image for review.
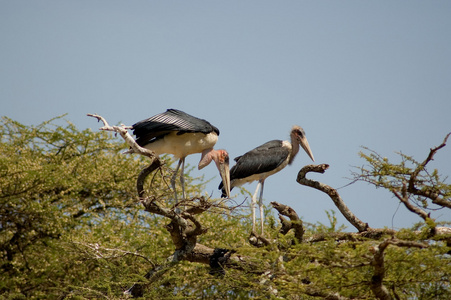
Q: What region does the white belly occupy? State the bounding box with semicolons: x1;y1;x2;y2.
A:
144;132;218;159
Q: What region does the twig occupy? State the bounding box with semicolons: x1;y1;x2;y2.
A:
392;182;429;221
74;242;155;266
87;113;157;159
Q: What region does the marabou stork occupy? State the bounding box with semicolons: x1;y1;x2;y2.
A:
219;126;314;234
131;109;231;203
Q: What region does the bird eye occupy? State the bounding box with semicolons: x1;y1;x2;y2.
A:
222;152;229;163
296;129;304;137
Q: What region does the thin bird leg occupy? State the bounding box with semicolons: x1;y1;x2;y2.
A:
251;182;261;233
258;180;265;235
171;159;183;205
180;158;186;200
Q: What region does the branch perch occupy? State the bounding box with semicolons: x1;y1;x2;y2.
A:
87;113;264;297
271;201;304;242
87;113;157;159
297;164;369;232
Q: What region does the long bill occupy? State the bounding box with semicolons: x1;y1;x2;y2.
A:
199;148;231;198
218;161;231;198
300;136;315;162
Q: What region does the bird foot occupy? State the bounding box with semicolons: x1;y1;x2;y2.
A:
249;231;271;247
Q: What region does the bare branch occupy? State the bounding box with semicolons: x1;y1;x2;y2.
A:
73;242;155;266
392;183;429;221
271;201;304;242
297;164;369;232
87;113;157;160
277;214;292;235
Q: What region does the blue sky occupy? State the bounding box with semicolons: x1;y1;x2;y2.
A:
1;1;450;230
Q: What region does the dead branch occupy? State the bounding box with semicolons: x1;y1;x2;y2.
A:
277;215;292;235
87;113;157;159
271;201;304;242
297;164;369;232
73;242;155;266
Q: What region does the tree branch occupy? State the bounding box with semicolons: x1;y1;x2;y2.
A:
407;132;451;209
392;182;429;221
370;238;428;300
297;164;369;232
87;113;157;160
124;257;178;297
271;201;304;242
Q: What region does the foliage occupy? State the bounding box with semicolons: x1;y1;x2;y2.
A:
1;116;450;299
0;116;199;298
355;146;451;212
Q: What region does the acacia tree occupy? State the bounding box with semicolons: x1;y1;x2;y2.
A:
1;115;450;299
84;114;450;299
0;116;203;299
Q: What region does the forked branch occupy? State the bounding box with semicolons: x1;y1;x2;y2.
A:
87;113;157;159
370;238;428;300
271;201;304;242
407;132;451;209
297;164;369;232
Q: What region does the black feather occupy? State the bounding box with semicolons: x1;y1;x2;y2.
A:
219;140;290;197
132;109;219;147
230;140;289;180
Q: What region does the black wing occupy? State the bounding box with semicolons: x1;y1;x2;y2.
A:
229;140;289;180
132;109;220;146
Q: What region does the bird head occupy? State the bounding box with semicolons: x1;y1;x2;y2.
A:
199;149;231;198
291;125;315;162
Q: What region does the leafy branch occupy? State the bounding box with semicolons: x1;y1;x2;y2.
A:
351;133;451;224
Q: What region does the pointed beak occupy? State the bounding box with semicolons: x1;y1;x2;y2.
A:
219;159;231;198
300;136;315;162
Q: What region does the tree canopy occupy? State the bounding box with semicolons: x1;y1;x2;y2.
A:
1;115;450;299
